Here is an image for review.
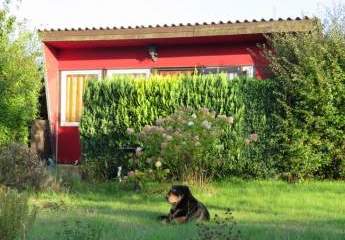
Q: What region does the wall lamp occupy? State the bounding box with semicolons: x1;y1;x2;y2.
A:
148;45;158;62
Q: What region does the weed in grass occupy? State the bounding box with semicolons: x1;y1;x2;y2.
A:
55;220;104;240
194;209;241;240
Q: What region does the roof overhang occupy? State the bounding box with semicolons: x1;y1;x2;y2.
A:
39;17;317;43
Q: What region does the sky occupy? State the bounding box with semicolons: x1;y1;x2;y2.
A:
3;0;344;30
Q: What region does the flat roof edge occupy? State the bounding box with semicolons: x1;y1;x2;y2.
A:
39;18;318;42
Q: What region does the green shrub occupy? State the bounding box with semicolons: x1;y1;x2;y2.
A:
81;75;274;180
0;143;48;190
263;15;345;179
0;186;37;240
128;107;234;184
0;4;42;145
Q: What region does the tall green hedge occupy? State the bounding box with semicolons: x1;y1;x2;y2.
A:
80;75;275;179
264;18;345;179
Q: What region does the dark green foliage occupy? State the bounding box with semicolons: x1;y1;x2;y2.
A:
0;4;42;145
263;18;345;179
80;75;274;180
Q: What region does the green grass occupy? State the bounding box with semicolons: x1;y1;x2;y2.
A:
28;180;345;240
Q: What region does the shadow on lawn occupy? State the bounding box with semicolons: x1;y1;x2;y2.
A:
75;205;165;222
63;186;170;208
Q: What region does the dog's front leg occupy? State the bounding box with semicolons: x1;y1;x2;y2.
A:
158;215;170;224
173;216;188;224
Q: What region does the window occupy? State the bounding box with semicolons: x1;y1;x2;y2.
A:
60;70;102;126
107;69;150;78
201;66;254;79
152;67;196;75
152;66;254;78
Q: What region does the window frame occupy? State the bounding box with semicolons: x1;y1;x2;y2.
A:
201;65;255;79
106;68;151;77
152;67;196;75
60;70;102;127
241;66;254;78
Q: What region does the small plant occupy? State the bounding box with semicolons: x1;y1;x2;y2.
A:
128;107;233;184
122;167;170;191
0;186;37;240
0;143;48;190
55;220;104;240
194;209;241;240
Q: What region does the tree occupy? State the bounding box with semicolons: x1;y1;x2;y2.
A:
0;0;42;145
263;5;345;179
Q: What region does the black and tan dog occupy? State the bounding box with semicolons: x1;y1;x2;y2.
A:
159;185;210;224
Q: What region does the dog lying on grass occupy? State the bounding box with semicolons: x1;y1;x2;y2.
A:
159;185;210;224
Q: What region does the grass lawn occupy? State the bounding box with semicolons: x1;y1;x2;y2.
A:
28;180;345;240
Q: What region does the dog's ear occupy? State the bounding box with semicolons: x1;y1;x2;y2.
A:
172;185;191;198
180;185;192;197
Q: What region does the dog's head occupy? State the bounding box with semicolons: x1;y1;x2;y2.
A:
166;185;191;205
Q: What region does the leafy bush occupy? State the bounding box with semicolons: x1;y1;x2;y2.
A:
263;14;345;179
0;143;48;190
128;107;234;184
0;186;37;240
0;3;42;145
81;75;274;180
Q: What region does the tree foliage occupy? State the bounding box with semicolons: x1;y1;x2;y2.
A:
0;1;42;145
263;13;345;179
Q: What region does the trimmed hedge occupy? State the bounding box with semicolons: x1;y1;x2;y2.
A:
80;75;275;180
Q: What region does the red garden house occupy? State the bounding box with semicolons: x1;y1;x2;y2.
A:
39;17;315;164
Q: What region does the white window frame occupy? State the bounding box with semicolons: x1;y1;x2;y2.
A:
106;69;151;77
241;66;254;78
60;70;102;127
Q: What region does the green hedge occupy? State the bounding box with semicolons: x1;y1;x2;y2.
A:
264;21;345;179
80;75;275;179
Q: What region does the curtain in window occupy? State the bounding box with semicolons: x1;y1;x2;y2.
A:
65;74;97;123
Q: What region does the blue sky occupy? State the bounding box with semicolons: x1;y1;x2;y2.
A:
5;0;343;29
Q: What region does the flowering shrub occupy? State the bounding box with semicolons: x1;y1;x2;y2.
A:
127;108;234;184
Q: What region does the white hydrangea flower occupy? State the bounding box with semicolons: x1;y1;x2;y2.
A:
227;116;234;124
201;120;211;129
155;161;162;168
165;135;173;141
126;128;135;135
146;158;152;164
135;147;143;156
